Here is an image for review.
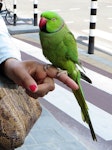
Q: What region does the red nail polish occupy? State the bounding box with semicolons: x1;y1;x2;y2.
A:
29;85;37;92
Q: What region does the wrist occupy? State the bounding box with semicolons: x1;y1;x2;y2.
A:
1;58;20;77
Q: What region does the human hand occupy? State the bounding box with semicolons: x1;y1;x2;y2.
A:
2;59;78;98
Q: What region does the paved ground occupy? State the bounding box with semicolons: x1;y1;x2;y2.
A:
16;106;87;150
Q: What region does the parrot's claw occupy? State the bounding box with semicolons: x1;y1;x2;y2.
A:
43;64;52;72
57;68;68;77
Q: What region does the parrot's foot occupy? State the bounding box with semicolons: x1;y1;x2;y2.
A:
43;64;52;71
56;68;68;78
43;64;68;78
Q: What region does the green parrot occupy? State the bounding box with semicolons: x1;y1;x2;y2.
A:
39;11;97;141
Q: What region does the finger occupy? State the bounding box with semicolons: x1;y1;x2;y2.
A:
26;83;52;98
26;77;55;99
43;64;57;78
14;70;38;92
57;73;79;90
44;64;79;90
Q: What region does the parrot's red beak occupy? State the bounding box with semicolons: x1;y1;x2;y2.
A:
39;17;47;30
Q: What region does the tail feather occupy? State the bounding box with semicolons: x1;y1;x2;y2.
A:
80;71;92;84
73;84;97;141
68;63;96;140
88;115;97;141
81;109;97;141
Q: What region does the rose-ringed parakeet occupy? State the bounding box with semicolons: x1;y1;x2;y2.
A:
39;11;97;141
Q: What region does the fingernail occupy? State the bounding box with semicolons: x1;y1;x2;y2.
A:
29;84;37;92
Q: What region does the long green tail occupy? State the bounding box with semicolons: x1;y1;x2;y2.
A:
73;81;97;141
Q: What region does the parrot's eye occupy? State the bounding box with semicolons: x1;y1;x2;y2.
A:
51;18;56;21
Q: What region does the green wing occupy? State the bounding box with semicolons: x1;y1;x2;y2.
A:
63;31;79;64
63;31;92;83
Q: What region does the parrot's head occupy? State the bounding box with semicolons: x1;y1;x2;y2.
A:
39;11;64;33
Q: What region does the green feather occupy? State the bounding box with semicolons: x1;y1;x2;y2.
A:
41;11;64;33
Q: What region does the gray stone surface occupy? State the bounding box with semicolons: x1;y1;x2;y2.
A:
16;107;87;150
